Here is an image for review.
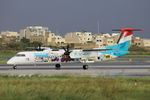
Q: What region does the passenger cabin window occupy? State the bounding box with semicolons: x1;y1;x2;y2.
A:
52;49;59;51
16;54;26;57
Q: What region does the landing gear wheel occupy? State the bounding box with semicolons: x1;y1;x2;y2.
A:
83;65;88;70
13;65;17;69
55;64;61;70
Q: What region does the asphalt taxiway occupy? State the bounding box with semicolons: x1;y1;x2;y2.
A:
0;57;150;76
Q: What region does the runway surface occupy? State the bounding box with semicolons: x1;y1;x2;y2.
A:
0;57;150;76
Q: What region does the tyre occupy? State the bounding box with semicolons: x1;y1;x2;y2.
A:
13;65;17;69
83;65;88;70
55;64;61;70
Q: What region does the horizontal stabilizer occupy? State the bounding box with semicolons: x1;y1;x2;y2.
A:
112;28;144;44
112;28;144;31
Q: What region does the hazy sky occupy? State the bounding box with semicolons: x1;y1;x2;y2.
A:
0;0;150;38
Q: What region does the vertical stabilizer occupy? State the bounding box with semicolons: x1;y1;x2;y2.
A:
103;28;144;57
112;28;144;50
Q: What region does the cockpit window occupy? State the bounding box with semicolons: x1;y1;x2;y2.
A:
16;54;26;57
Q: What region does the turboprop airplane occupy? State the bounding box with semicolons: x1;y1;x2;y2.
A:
7;28;143;69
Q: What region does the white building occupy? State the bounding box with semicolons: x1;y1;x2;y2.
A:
92;35;105;48
143;39;150;47
47;33;56;44
102;33;111;37
65;32;92;44
0;31;19;37
54;35;65;44
0;31;19;43
19;26;50;39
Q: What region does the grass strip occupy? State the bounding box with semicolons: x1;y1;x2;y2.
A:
0;52;17;58
0;75;150;100
0;59;8;64
124;54;150;57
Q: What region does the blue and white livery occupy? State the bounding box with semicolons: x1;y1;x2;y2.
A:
7;28;143;69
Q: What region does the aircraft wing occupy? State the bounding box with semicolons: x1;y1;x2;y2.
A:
82;49;113;52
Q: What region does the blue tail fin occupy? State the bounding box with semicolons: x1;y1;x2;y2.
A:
103;28;143;57
107;28;144;51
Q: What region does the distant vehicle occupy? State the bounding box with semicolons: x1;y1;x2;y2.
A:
7;28;143;69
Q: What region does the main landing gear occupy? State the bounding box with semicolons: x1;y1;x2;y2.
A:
55;64;61;70
83;65;88;70
55;64;89;70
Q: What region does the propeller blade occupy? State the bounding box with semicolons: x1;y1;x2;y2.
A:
67;45;70;52
62;47;67;52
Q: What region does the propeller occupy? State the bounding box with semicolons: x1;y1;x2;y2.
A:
62;45;72;62
62;45;72;56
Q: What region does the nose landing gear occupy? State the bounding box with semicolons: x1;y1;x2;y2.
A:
13;65;17;69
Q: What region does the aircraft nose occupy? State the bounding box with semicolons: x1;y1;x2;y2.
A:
7;58;14;65
7;59;12;64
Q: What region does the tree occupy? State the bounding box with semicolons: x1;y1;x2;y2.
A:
20;37;30;44
7;42;23;50
0;38;3;49
30;41;43;51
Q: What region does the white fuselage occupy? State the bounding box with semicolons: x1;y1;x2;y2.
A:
7;49;117;65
